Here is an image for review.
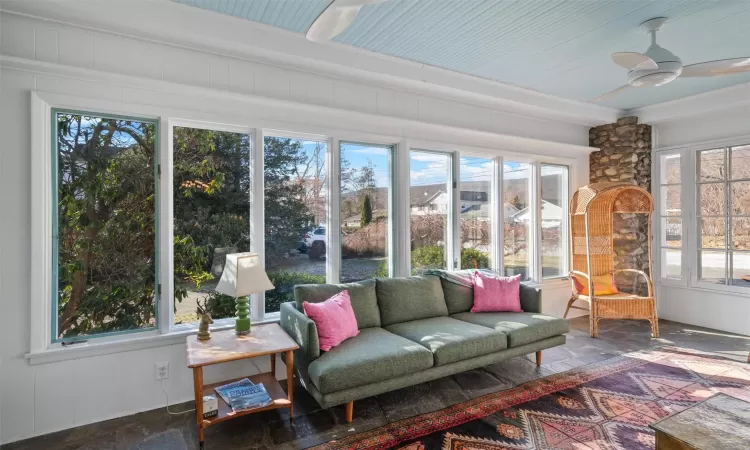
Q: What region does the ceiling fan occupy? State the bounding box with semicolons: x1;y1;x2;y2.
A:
595;17;750;101
306;0;388;42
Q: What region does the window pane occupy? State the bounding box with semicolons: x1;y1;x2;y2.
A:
661;217;681;248
460;156;493;270
55;112;157;340
661;248;681;279
409;151;451;272
698;148;725;182
541;164;568;278
173;127;251;324
503;162;530;280
698;183;725;216
730;180;750;215
731;252;750;287
732;218;750;251
264;136;327;314
660;185;681;215
341;142;391;282
730;145;750;179
660;153;681;184
699;250;726;284
700;218;725;249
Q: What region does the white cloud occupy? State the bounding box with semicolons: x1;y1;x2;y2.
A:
411;152;449;163
348;147;390;156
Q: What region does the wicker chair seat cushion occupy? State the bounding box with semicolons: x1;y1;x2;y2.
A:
575;292;653;301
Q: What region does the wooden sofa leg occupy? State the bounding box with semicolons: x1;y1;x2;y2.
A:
535;351;542;367
345;401;353;423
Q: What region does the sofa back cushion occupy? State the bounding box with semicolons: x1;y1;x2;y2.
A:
423;269;475;314
295;279;381;328
376;275;448;326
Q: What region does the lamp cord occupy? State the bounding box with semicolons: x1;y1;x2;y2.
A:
160;379;196;415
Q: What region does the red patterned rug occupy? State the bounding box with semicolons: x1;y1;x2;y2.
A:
312;346;750;450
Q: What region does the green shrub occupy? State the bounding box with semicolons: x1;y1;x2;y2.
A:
265;271;325;313
375;246;493;276
411;246;446;274
460;247;490;269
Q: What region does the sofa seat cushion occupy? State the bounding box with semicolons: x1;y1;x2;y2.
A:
307;328;434;394
451;312;569;348
384;317;507;366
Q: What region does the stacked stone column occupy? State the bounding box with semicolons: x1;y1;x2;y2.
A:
589;116;652;296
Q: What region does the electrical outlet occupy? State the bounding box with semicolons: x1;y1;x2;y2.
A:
155;362;169;380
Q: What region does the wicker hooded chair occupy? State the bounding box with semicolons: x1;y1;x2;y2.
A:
564;182;659;338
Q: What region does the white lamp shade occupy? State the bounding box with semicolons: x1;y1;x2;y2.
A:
214;253;274;297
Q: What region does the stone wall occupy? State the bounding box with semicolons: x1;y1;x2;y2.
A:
589;116;652;295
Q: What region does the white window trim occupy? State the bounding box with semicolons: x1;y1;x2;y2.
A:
539;162;571;280
29;90;579;364
655;133;750;297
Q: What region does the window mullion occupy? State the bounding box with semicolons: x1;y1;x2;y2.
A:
158;118;173;334
328;137;341;283
493;156;503;273
530;162;541;282
250;129;265;322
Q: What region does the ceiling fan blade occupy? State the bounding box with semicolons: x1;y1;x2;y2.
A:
680;57;750;77
593;85;632;102
306;0;387;42
611;52;658;71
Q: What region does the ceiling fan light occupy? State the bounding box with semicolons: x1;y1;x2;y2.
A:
631;71;679;87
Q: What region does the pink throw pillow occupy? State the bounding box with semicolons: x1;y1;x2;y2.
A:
471;272;523;313
303;290;359;352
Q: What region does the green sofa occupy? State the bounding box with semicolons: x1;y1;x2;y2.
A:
279;273;569;422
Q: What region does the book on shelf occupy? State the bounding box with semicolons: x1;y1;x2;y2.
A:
214;378;254;406
214;379;273;412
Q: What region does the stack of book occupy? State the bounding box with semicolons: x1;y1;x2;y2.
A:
214;378;273;413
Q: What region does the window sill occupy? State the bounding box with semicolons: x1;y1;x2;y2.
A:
26;317;280;366
657;280;750;298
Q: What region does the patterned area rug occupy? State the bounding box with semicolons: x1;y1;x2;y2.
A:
312;346;750;450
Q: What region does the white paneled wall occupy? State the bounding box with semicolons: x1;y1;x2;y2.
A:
0;11;592;444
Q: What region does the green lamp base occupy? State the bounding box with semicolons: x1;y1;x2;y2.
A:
235;296;251;335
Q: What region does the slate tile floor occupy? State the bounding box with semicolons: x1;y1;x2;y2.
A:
5;317;749;450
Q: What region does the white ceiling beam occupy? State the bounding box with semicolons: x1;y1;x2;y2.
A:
628;79;750;124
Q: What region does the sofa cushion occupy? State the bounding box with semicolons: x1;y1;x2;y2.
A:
376;276;448;326
451;312;569;348
440;275;474;314
295;279;380;328
307;328;434;393
385;317;507;366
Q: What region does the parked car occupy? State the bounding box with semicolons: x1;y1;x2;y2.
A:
304;226;326;247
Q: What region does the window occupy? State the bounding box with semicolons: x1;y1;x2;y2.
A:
696;146;750;287
264;135;328;313
658;152;682;280
460;156;493;269
503;161;532;280
540;164;569;278
172;126;250;325
340;142;392;281
53;111;158;341
410;150;452;273
38;98;577;350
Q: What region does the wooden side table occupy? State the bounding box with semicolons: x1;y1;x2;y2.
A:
186;324;299;450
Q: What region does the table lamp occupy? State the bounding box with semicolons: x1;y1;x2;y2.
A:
214;252;274;335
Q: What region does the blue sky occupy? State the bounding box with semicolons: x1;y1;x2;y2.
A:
295;140;540;189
